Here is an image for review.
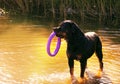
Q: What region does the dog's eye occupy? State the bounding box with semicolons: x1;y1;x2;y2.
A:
56;26;60;29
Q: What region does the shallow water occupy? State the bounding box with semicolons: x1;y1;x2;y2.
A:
0;22;120;84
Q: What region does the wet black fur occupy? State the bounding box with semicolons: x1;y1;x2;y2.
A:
53;20;103;78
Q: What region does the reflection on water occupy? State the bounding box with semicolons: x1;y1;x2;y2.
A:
0;22;120;84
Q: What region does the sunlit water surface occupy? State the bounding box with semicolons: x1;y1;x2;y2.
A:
0;22;120;84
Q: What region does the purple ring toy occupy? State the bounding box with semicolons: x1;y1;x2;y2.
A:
47;32;61;56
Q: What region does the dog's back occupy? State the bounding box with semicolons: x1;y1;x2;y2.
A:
85;32;98;40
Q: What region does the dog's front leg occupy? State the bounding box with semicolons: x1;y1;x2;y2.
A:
68;58;74;78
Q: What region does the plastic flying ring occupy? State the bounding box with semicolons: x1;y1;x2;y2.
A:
46;32;61;56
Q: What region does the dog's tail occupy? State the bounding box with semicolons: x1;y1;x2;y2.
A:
95;35;103;71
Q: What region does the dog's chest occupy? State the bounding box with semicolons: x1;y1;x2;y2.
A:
67;52;82;60
67;42;84;53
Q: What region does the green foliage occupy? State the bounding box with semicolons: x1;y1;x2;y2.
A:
0;0;119;27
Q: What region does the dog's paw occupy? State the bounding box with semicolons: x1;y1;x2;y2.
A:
71;76;76;83
78;77;86;84
70;76;79;84
95;69;102;78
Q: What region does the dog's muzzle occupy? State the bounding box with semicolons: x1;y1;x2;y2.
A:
53;27;63;38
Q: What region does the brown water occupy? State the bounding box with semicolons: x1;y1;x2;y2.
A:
0;22;120;84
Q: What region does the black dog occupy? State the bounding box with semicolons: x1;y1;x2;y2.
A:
53;20;103;80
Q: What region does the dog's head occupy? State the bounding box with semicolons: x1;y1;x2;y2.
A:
53;20;83;39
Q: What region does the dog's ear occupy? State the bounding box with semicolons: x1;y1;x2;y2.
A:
71;22;84;36
71;22;79;33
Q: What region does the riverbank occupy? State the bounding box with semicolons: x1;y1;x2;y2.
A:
8;15;119;30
